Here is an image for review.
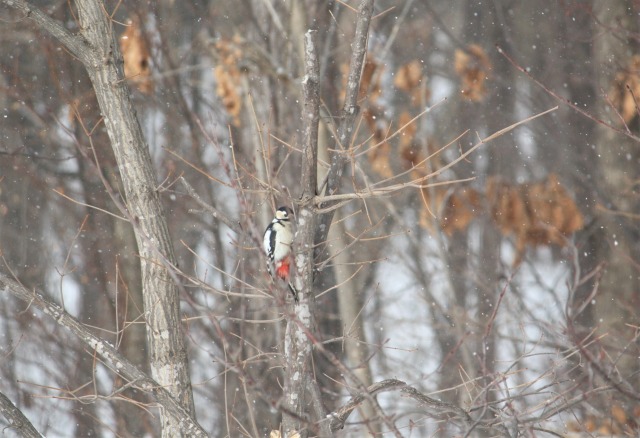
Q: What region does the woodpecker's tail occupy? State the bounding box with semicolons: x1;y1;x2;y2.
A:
287;281;299;303
268;258;299;303
266;259;274;279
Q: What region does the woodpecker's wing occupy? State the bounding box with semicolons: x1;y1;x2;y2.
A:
263;222;276;260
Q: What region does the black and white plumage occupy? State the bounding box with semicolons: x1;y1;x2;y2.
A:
263;206;298;303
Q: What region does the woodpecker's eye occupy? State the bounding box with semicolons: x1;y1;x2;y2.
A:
276;207;290;218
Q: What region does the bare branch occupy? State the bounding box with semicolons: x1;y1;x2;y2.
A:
52;188;128;222
328;379;472;432
0;273;207;437
315;0;375;248
0;0;89;62
314;106;557;207
179;177;243;235
0;391;42;438
299;29;320;202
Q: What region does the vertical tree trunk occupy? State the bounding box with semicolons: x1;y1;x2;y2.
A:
33;0;197;434
329;218;377;431
591;0;640;392
283;29;322;437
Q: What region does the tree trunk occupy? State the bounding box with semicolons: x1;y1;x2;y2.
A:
282;29;323;437
73;0;196;434
591;0;640;394
0;0;199;435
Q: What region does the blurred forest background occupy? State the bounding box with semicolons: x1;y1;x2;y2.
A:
1;0;639;436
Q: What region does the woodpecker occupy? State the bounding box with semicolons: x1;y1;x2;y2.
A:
263;206;298;303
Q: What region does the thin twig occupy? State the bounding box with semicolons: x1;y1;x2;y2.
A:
179;177;243;235
52;189;128;221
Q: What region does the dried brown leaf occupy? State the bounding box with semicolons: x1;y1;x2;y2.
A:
360;56;382;101
485;175;584;264
397;111;417;148
395;60;428;105
454;44;491;102
440;187;482;235
584;416;597;432
120;19;154;94
611;403;627;426
369;141;393;179
395;60;422;91
214;66;242;126
609;55;640;124
210;38;245;125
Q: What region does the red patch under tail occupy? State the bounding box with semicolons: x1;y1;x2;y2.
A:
275;258;290;281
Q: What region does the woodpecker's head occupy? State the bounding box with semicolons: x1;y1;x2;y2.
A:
274;206;292;221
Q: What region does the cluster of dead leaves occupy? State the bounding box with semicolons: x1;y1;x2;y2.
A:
356;59;428;177
364;109;424;179
609;54;640;124
486;174;584;262
353;55;383;102
361;48;491;179
362;107;392;178
394;59;427;104
567;403;640;436
120;18;153;94
417;174;584;264
213;38;244;126
454;44;491;102
439;186;482;235
355;55;579;264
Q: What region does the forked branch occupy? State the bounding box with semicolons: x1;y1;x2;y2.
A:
328;379;472;432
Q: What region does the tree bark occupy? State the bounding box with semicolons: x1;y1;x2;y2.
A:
281;3;374;434
74;0;196;433
283;29;325;437
0;391;42;438
591;0;640;393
